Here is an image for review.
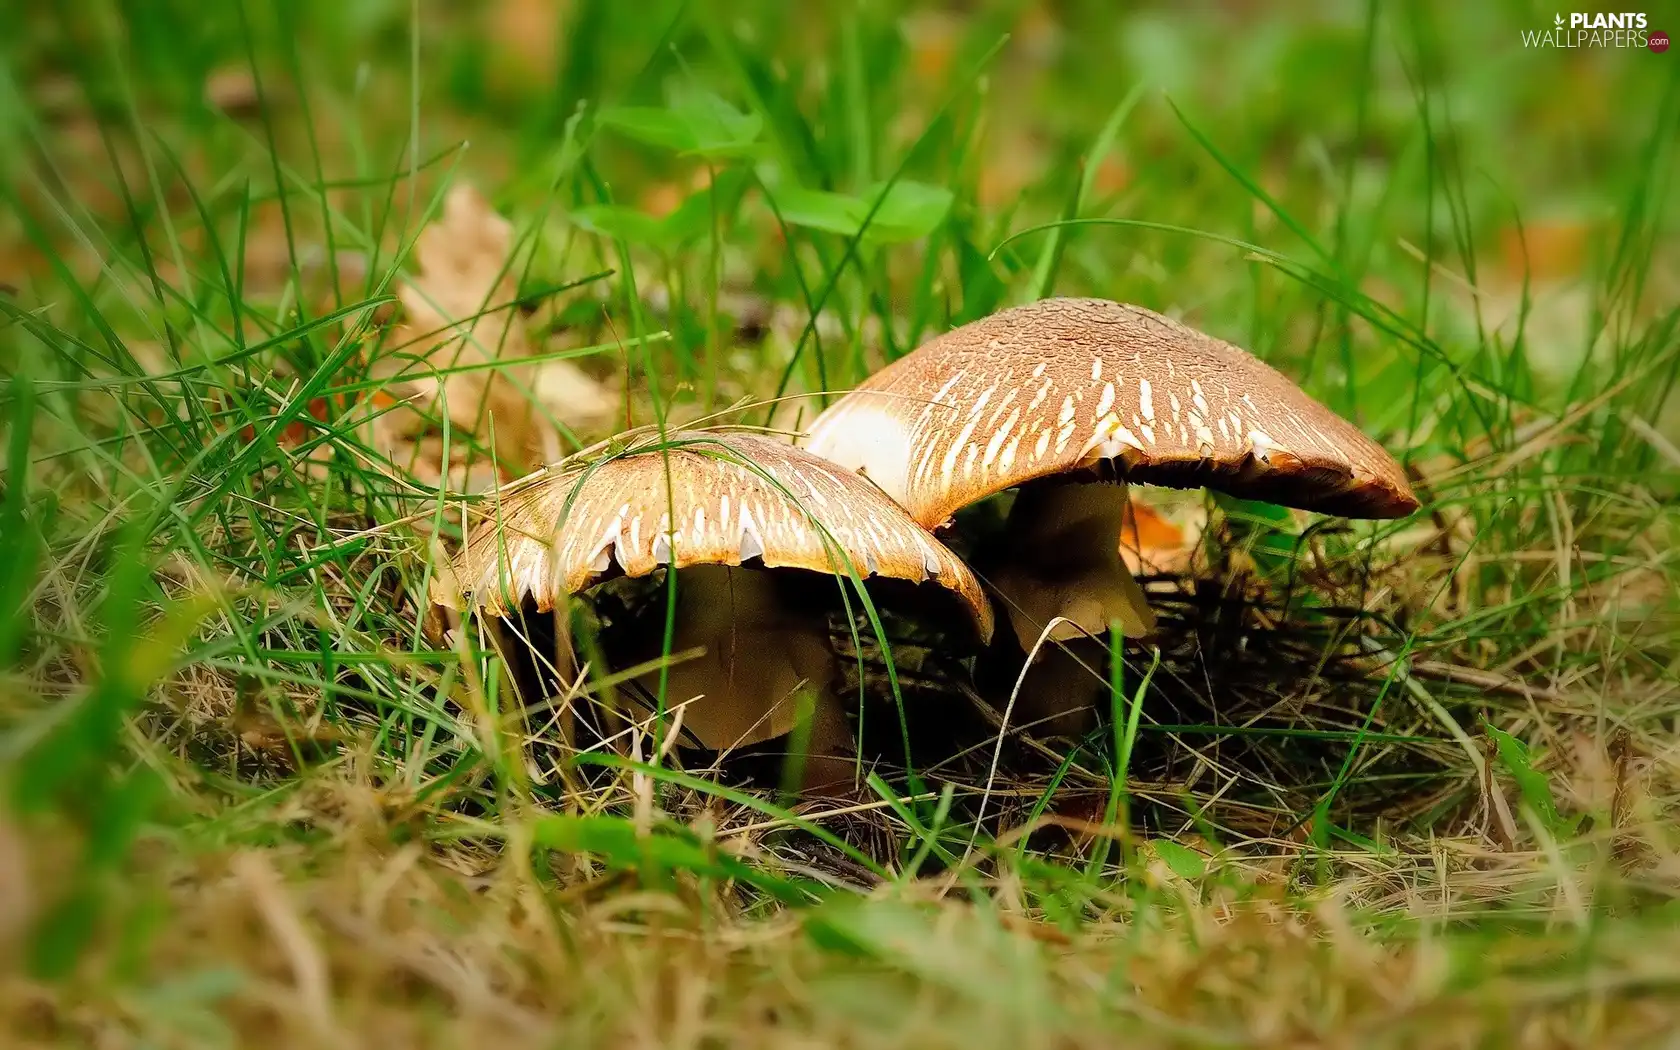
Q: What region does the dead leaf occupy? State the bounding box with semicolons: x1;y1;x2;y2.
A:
398;185;535;438
204;66;262;115
490;0;562;84
1093;154;1131;197
0;815;29;959
639;181;687;220
1015;4;1064;65
978;130;1045;209
1498;220;1589;285
1119;493;1202;575
370;184;617;492
529;358;620;462
235;393;343;474
639;168;712;220
903;11;960;82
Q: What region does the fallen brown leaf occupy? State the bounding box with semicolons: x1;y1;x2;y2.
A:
204;66;263;115
370;183;617;491
490;0;562;84
397;185;537;440
1498;220;1589;285
904;10;959;82
1119;493;1202;575
0;815;29;960
1093;154;1131;197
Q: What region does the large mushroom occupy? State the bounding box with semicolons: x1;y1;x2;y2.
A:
436;430;992;790
804;297;1417;736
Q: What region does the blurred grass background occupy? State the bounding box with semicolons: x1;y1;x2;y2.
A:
2;1;1679;1046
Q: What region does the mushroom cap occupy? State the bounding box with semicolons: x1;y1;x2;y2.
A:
804;298;1419;529
440;431;993;640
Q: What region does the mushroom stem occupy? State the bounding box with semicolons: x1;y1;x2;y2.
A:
628;565;849;789
978;479;1155;738
985;479;1156;648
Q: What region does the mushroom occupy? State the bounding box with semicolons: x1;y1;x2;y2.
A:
436;430;993;790
804;297;1418;736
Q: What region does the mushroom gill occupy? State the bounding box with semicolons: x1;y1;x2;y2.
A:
436;430;992;791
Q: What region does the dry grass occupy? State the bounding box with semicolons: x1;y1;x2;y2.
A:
8;776;1680;1050
5;1;1680;1046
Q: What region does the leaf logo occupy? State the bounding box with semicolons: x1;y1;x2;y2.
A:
1554;13;1564;25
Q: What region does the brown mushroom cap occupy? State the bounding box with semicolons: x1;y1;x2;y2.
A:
804;298;1419;528
440;431;992;640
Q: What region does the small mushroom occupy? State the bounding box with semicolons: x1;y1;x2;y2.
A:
437;430;992;790
805;298;1417;736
